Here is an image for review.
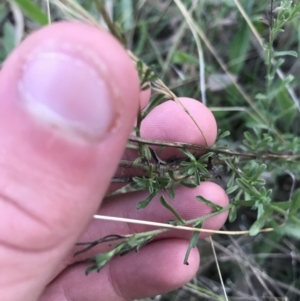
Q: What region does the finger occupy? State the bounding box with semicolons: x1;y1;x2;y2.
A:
69;182;229;263
140;97;217;158
0;22;139;300
41;239;200;301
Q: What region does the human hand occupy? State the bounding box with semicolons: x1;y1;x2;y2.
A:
0;22;229;301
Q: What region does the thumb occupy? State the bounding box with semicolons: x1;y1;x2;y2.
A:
0;22;139;300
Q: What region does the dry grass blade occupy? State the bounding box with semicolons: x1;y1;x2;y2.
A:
209;237;229;301
174;0;207;105
50;0;99;25
93;214;275;236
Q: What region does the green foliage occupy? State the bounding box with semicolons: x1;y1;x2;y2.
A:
171;50;199;65
179;149;212;185
141;93;165;119
184;230;201;265
196;196;223;211
3;22;16;56
85;230;159;274
14;0;48;25
229;20;251;74
136;60;158;91
243;131;273;152
249;207;273;236
160;195;184;224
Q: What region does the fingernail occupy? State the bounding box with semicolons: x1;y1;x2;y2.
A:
18;45;116;141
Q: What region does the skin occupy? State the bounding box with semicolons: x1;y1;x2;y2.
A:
0;22;229;301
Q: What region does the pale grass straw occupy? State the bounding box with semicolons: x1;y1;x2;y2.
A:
46;0;51;24
211;239;300;297
209;237;229;301
93;214;274;235
227;234;277;299
51;0;99;26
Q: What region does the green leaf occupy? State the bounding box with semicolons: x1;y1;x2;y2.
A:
123;233;154;254
236;178;259;196
229;21;251;74
273;201;292;210
255;93;267;100
141;83;150;91
268;76;294;101
86;247;119;274
186;167;196;176
184;231;200;265
196;196;222;211
194;171;200;186
137;192;157;209
227;173;235;188
141;145;152;160
218;130;230;139
171;50;199;65
133;157;142;165
135;21;147;56
167;170;176;180
132;176;149;190
226;185;239;194
250;164;267;182
168;185;175;199
275;88;297;127
142;68;154;85
180;181;198;188
229;205;237;222
14;0;48;25
180;148;196;161
142;94;165;118
244;131;254;143
160;195;184;224
126;141;138;149
290;189;300;215
249;207;272;236
272;27;284;37
3;22;16;56
137;60;143;78
198;152;213;161
274;50;298;57
255;179;266;186
275;221;300;239
196;163;207;173
270;58;284;77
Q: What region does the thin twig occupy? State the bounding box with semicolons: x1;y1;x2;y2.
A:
93;213;274;235
128;136;300;160
209;237;229;301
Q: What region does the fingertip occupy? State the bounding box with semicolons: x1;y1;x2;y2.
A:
140;97;218;159
1;22;140;137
